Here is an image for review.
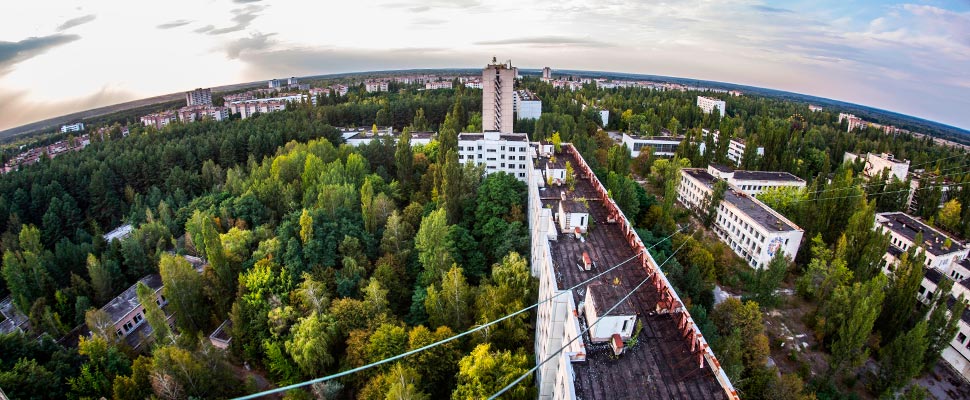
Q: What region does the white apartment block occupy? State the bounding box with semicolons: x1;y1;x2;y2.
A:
140;111;178;130
226;94;312;119
60;122;85;133
697;96;726;118
542;66;552;80
844;152;910;182
707;164;806;197
621;133;683;157
513;89;542;120
268;79;283;89
178;105;229;123
482;59;515;133
679;167;804;268
287;77;299;85
875;212;970;382
185;88;212;106
457;131;530;181
529;145;737;400
365;80;389;93
425;81;453;90
701;129;764;166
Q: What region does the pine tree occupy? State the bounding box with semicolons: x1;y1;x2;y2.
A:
877;233;926;341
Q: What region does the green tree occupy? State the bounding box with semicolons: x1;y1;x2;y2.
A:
474;252;536;349
159;253;206;335
286;312;339;377
425;265;474;331
701;179;727;228
408;325;461;397
136;281;171;345
923;279;966;371
2;225;52;312
415;208;454;284
875;321;929;395
396;129;414;189
86;253;113;305
826;275;886;376
842;199;891;281
452;343;533;400
69;335;132;399
745;251;788;308
441;149;463;224
937;199;962;233
877;235;926;341
550;132;562;153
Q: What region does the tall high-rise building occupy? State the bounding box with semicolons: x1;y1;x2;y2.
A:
482;58;515;133
185;88;212;107
542;66;552;80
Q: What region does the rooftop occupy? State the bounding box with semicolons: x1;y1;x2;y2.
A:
732;170;805;183
0;296;29;335
684;169;801;232
925;267;944;284
101;274;163;324
587;282;637;315
540;151;728;399
515;89;540;101
560;199;590;214
457;132;529;142
876;212;964;257
624;133;685;142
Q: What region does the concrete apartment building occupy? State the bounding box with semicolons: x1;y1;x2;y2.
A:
140;111;178;130
178;105;229;123
707;164;806;197
697;96;726;118
513;89;542;120
875;212;970;381
425;81;453;90
529;144;736;399
457;132;530;180
844;152;910;182
60;122;85;133
185;88;212;106
679;166;804;268
700;129;764;167
226;93;312;119
620;133;683;157
482;59;516;133
365;80;389;93
839;113;869;132
542;66;552;81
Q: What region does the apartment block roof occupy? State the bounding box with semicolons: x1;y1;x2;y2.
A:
587;282;637;316
684;169;800;232
541;151;728;399
732;170;805;183
876;212;964;257
102;274;163;324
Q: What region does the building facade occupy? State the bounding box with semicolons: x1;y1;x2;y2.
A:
707;164;806;196
365;80;389;92
620;133;683;157
679;167;804;268
140;111;178;130
60;122;85;133
482;59;515;133
513;89;542;120
185;88;212;106
178;105;229;123
697;96;726;118
457;131;530;181
844;152;910;182
226;94;311;119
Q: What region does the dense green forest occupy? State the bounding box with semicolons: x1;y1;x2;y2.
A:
1;77;968;399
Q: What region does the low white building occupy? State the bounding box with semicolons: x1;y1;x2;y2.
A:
177;105;229;123
457;131;530;181
844;152;910;182
425;81;453;90
679;168;804;268
697;96;726;118
227;94;312;119
707;164;806;196
557;197;589;234
621;133;683;157
700;130;763;166
513;89;542;120
60;122;85;133
876;212;968;277
583;283;637;343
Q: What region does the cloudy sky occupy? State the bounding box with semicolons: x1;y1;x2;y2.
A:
1;0;969;131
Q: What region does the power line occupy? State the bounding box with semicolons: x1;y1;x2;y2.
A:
910;153;968;169
791;181;970;204
785;162;969;198
487;235;694;399
233;227;686;399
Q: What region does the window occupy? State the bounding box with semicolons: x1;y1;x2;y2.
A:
501;163;506;167
124;321;134;332
501;146;506;150
133;313;143;324
116;329;123;337
962;332;970;344
622;320;629;332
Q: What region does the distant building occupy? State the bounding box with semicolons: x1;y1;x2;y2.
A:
620;133;683;157
140;111;178;130
103;224;134;243
808;105;823;112
541;66;552;81
679;167;804;269
599;110;609;126
838;113;869;132
425;81;453;90
331;84;349;97
178;105;229;123
697;96;726;118
513;89;542;120
844;152;910;182
457;131;530;181
365;80;389;93
700;130;764;167
226;93;312;119
185;88;212;107
707;164;806;196
482;58;515;133
60;122;85;133
287;77;299;86
101;274;168;349
268;79;283;89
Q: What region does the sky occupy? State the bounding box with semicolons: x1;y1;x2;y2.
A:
1;0;969;132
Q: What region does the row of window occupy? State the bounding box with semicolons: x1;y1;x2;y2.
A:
458;153;526;161
458;145;528;152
